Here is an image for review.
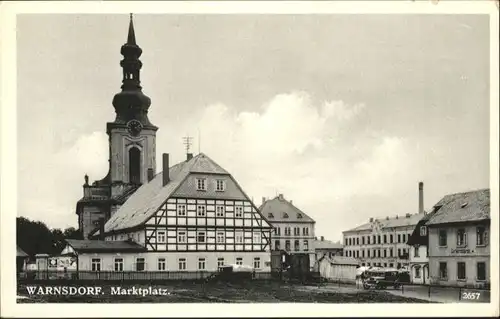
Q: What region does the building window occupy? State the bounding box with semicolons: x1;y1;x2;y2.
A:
136;258;145;271
215;180;225;192
456;229;467;247
196;178;207;191
372;235;376;244
361;236;365;245
157;230;166;243
235;231;243;244
275;227;281;236
293;227;299;236
383;249;387;258
253;232;261;244
91;258;101;272
297;213;303;219
216;205;225;217
420;226;427;236
303;227;309;236
284;227;291;236
402;234;406;243
384;263;387;267
178;258;186;270
114;258;123;272
477;262;486;281
304;240;309;251
389;248;393;257
294;240;300;251
198;258;206;270
439;262;447;280
217;258;225;269
397;234;401;243
197;205;206;217
389;234;393;243
457;262;466;280
361;249;365;258
178;230;187;243
177;204;187;216
366;249;370;258
397;248;401;257
476;227;487;246
236;257;243;266
397;263;401;269
128;147;141;184
383;235;387;244
197;231;206;243
367;236;370;244
345;238;348;245
274;240;280;250
389;263;394;268
253;257;261;269
283;212;289;218
235;206;243;217
285;240;291;251
377;235;381;244
438;229;447;246
415;266;421;278
216;231;225;243
158;258;166;271
414;245;420;257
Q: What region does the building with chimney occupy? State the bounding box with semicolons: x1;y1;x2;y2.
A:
259;195;316;268
342;183;426;269
68;15;273;273
425;188;490;288
76;14;158;239
313;237;344;260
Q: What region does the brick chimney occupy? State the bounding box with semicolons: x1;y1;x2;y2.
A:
320;236;324;241
419;181;424;214
369;217;374;222
278;194;284;200
147;168;154;182
162;153;170;186
187;153;193;161
262;197;266;205
98;217;105;240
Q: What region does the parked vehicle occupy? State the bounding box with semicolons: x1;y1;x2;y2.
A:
362;268;403;290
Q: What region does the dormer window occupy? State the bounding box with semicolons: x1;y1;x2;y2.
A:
196;178;207;191
215;180;225;192
268;213;274;218
420;226;427;236
297;213;303;219
461;202;468;208
283;212;289;218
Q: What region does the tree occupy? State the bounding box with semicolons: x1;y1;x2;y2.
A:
63;227;83;240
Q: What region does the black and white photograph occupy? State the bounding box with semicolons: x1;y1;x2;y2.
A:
0;0;498;317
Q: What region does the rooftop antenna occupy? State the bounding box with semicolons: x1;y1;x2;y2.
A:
183;135;193;155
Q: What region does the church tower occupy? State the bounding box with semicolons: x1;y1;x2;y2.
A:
107;14;158;198
76;14;158;239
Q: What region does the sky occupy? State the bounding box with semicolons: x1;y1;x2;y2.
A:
17;14;490;242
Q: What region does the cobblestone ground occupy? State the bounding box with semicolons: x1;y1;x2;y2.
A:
17;281;434;303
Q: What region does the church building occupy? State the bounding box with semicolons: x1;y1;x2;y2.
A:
69;15;273;273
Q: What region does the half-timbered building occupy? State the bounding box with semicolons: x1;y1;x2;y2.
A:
92;153;273;272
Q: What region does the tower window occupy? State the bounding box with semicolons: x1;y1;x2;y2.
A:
129;147;141;184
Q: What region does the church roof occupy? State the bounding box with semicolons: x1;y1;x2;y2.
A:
103;153;234;234
259;196;315;223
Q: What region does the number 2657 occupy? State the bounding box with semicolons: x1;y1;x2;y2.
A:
462;292;481;300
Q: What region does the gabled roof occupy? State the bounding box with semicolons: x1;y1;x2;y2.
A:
259;196;315;223
65;239;146;253
344;213;425;233
426;188;490;226
314;239;343;250
17;245;28;257
103;153;247;234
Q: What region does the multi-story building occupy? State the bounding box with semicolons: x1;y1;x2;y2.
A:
259;194;316;267
343;212;424;269
66;16;274;272
426;189;490;288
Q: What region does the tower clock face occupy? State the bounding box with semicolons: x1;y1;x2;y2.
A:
127;119;143;136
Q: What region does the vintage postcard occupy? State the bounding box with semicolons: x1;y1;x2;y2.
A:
1;0;498;317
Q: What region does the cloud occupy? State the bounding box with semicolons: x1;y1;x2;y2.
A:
18;91;413;240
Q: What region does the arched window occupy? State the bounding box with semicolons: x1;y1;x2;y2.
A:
129;147;141;184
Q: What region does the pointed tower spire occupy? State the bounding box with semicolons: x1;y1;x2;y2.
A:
127;13;136;45
111;14;155;127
